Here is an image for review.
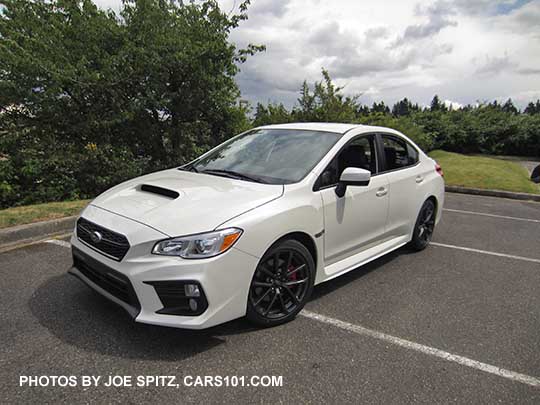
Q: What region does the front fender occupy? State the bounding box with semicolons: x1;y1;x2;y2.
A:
217;186;326;284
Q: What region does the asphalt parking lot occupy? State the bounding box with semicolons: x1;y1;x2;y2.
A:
2;192;540;404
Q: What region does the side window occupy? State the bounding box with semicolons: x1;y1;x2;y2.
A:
319;135;377;188
381;135;417;171
407;143;419;165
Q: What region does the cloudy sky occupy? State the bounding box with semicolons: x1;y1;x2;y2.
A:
94;0;540;109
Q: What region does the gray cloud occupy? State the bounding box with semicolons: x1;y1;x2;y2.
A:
307;22;358;57
517;67;540;75
475;54;518;75
305;23;415;78
395;1;457;44
231;0;538;109
500;0;540;32
421;0;533;17
401;17;457;41
447;0;501;16
91;0;540;110
364;26;390;40
327;57;399;79
248;0;291;18
236;64;301;106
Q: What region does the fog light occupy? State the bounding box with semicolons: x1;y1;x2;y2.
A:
184;284;200;297
189;298;198;311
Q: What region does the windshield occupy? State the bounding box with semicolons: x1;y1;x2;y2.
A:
188;129;341;184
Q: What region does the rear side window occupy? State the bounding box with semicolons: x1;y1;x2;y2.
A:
407;143;419;164
381;135;418;171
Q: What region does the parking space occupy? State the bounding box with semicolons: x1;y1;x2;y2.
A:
1;192;540;403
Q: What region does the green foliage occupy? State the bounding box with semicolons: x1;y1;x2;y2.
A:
430;95;447;112
0;0;262;208
1;1;539;209
524;100;540;115
358;113;433;151
391;98;420;117
292;70;358;123
253;71;540;160
253;102;293;126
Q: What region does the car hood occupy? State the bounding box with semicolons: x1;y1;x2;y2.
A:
90;169;284;236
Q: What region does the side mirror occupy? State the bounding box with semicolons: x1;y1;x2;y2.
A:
335;167;371;197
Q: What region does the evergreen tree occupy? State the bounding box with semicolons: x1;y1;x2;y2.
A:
524;100;540;115
371;101;390;114
392;98;414;116
430;95;445;112
502;98;518;114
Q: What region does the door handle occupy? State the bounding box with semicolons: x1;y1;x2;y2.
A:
416;175;424;183
376;187;387;197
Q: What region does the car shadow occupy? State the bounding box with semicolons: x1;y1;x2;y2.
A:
28;273;260;362
29;246;411;361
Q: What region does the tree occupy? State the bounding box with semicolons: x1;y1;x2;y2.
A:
253;102;291;126
524;100;540;115
292;69;358;122
356;104;370;116
392;97;418;117
371;101;390;114
430;95;446;112
0;0;263;207
502;98;518;115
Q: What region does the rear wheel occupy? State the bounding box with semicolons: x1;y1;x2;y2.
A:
246;239;315;327
410;199;436;251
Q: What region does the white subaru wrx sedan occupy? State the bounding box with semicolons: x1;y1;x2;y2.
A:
70;123;444;329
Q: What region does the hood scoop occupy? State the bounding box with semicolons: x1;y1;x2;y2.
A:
139;184;180;199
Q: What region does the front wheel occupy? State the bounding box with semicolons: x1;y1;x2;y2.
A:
246;239;315;327
410;199;436;251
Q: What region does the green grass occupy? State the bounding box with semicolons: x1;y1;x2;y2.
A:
0;200;90;229
429;150;540;194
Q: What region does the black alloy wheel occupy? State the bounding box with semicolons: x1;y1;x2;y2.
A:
247;239;315;326
410;199;436;251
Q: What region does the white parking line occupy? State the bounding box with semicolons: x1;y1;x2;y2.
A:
300;310;540;387
42;229;540;386
45;239;71;248
431;242;540;264
443;208;540;223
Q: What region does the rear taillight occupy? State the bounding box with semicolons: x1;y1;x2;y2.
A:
435;163;444;177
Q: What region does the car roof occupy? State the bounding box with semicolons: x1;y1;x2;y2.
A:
258;122;361;134
257;122;398;135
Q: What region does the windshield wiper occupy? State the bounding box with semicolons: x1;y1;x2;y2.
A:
200;169;267;184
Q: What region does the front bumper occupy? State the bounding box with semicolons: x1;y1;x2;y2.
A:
69;209;259;329
69;247;141;318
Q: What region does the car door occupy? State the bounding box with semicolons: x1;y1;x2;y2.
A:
378;133;423;237
317;134;389;268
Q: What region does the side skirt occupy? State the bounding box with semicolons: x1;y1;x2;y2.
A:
317;235;410;285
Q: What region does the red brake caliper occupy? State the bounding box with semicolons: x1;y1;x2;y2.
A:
288;265;297;282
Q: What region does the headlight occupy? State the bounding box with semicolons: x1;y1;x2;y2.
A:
152;228;243;258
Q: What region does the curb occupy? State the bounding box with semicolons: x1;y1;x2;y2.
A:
0;216;77;249
445;186;540;202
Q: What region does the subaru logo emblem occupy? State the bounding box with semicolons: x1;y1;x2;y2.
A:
90;231;102;244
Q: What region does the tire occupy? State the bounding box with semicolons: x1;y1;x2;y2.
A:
246;239;315;327
410;199;436;251
532;164;540;184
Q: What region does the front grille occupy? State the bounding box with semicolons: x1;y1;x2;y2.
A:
77;217;130;261
72;246;140;313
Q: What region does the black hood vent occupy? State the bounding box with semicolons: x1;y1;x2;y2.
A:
140;184;179;199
